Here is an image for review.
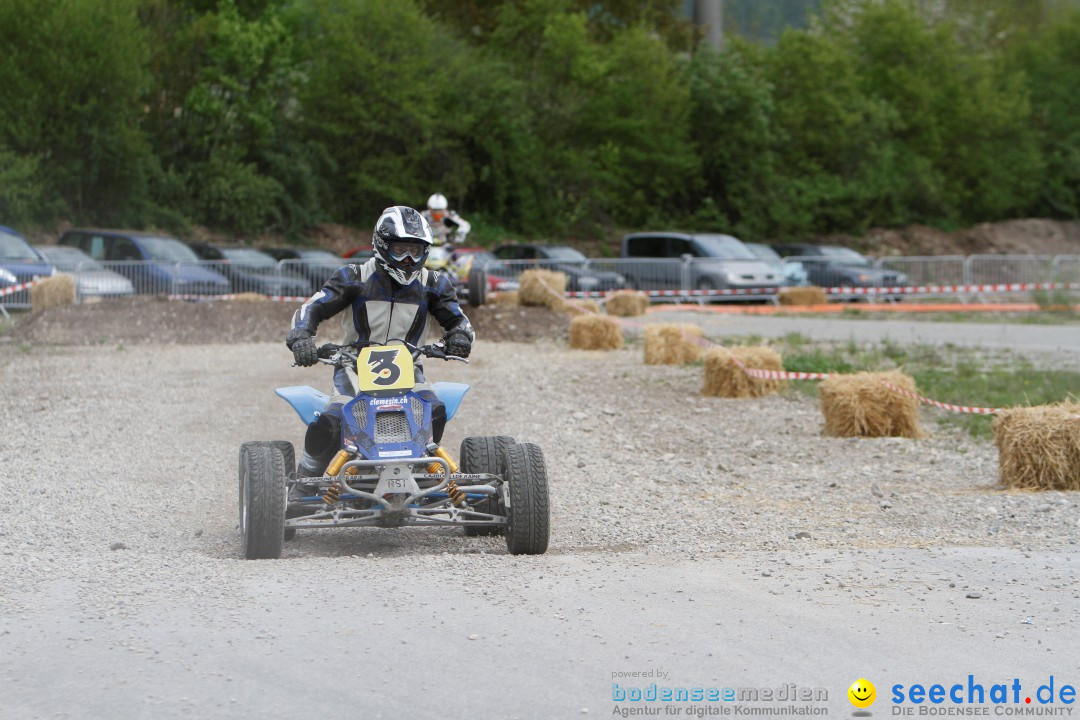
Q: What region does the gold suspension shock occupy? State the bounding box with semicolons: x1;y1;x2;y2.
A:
426;446;460;475
445;480;465;508
322;482;343;506
325;449;352;477
427;446;464;507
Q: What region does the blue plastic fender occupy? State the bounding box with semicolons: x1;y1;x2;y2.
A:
275;386;331;425
432;382;470;422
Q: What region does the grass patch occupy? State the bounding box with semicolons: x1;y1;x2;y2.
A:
776;340;1079;437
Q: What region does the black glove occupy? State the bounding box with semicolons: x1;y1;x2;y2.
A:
286;328;318;367
442;327;473;358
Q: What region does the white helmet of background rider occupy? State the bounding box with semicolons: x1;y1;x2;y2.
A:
427;193;448;212
372;206;433;285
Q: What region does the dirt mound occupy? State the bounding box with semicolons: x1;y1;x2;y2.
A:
465;305;569;343
826;219;1080;257
8;296;568;346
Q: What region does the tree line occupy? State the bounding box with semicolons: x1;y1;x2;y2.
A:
0;0;1076;243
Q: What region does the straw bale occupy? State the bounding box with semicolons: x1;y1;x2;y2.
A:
643;324;703;365
819;371;925;438
568;314;623;350
604;291;649;317
567;299;601;315
702;346;786;398
778;286;828;306
518;270;567;310
993;403;1080;491
30;274;76;312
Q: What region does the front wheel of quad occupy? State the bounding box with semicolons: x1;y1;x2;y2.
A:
503;442;550;555
460;435;515;536
239;442;287;559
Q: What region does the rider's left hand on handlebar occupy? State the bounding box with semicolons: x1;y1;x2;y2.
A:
442;328;472;359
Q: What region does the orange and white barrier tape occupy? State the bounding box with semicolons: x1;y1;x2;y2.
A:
0;279;41;298
558;279;1009;415
565;281;1079;300
168;293;308;302
567;287;780;299
825;281;1078;297
682;322;1005;415
877;381;1000;415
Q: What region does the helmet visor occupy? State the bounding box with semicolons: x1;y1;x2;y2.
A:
387;240;426;262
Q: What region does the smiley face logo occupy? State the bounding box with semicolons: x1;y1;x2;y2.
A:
848;679;876;708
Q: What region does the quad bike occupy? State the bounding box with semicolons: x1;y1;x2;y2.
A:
238;341;550;559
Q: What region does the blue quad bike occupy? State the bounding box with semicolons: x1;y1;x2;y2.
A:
238;341;550;559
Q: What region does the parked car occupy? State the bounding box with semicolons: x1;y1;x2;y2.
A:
263;247;344;294
33;245;134;299
1;226;55;308
492;243;625;292
619;232;781;296
342;245;374;260
744;242;809;287
187;244;311;296
58;229;230;296
770;243;908;291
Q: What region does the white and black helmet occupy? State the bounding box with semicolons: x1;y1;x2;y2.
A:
372;206;433;285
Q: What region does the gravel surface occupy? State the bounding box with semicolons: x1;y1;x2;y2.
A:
1;340;1078;718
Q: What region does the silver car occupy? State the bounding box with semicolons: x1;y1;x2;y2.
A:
34;245;135;299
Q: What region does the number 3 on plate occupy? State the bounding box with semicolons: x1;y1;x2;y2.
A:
356;345;416;392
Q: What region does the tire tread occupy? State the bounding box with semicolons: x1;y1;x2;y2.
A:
240;442;287;560
503;442;550;555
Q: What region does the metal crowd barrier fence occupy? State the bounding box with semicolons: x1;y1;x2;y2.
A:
3;254;1079;309
475;257;781;302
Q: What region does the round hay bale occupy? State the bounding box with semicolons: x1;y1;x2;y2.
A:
643;324;704;365
30;274;77;312
492;290;519;306
819;371;925;439
567;299;601;315
604;290;649;317
992;403;1080;491
568;314;623;350
518;269;567;311
232;292;267;302
779;286;828;306
702;346;786;398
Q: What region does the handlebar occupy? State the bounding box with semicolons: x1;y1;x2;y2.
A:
315;340;469;368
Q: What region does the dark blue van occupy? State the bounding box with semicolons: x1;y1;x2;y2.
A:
58;229;230;296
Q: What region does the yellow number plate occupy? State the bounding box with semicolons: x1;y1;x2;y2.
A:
356;345;415;393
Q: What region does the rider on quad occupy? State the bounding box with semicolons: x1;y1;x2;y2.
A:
422;193;471;247
285;205;475;479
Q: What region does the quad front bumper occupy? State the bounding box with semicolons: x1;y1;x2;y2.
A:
284;455;507;530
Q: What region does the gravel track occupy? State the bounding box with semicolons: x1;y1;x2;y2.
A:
1;339;1078;718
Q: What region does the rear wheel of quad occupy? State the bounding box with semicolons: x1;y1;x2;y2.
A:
271;441;298;542
460;435;515;536
239;442;287;559
503;442;550;555
467;267;487;307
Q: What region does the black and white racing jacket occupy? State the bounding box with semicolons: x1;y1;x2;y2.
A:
291;258;474;350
